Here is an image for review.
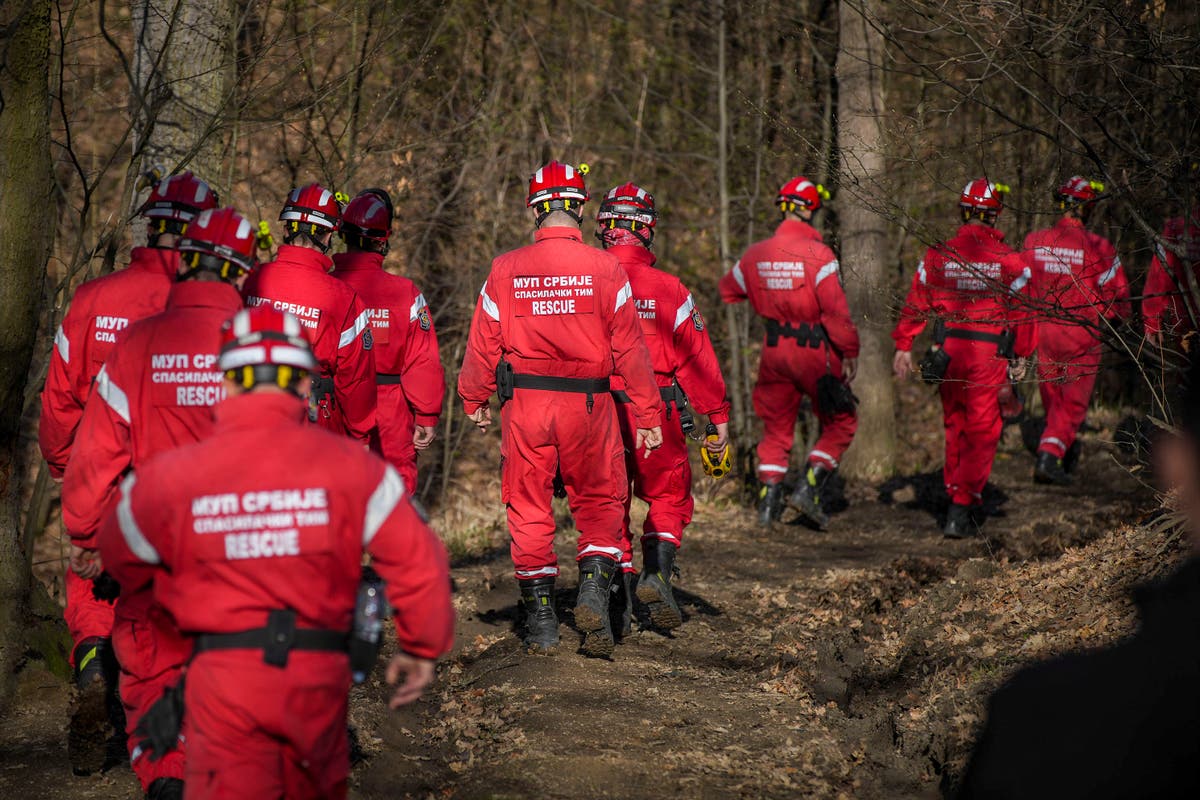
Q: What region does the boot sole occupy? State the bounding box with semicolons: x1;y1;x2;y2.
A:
573;603;605;633
523;640;559;655
69;678;114;776
579;630;615;658
635;582;683;629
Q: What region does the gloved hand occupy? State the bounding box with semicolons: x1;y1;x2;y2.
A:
92;571;121;602
134;678;185;762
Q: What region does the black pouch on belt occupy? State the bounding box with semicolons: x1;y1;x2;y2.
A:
134;677;185;763
495;359;515;404
816;374;859;414
919;346;952;385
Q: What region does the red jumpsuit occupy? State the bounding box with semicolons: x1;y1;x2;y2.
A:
1143;210;1200;339
62;279;243;789
457;227;663;579
39;246;178;657
97;391;455;800
1024;218;1130;459
892;224;1036;507
242;244;376;444
719;218;860;484
331;251;445;492
607;245;729;569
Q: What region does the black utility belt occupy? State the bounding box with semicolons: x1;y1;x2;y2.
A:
510;374;611;395
611;386;677;404
933;320;1015;358
193;610;346;668
765;319;827;348
376;372;403;385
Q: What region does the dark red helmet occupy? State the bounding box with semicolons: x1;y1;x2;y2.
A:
596;183;656;247
959;178;1010;213
341;189;394;243
279;183;342;233
139;172;219;242
177;207;257;281
776;176;830;212
527;161;589;222
218;306;318;376
1056;176;1103;205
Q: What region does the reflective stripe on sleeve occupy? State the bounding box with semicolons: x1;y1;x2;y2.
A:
732;262;747;291
1097;256;1121;288
363;464;406;546
615;282;633;312
815;260;840;286
117;475;161;565
54;324;69;363
95;365;131;424
480;282;500;321
917;260;927;285
339;309;370;349
674;294;696;330
1009;266;1032;293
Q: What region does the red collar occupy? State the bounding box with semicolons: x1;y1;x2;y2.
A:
776;218;823;242
956;223;1006;242
272;244;333;273
1055;216;1085;230
534;227;584;243
129;246;179;279
332;251;385;272
215;391;307;432
607;244;656;268
166;280;245;312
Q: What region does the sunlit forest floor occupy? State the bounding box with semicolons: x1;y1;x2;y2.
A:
0;384;1170;798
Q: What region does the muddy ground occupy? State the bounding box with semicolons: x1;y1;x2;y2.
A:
0;397;1168;799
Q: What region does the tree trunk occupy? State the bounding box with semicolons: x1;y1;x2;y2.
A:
130;0;235;219
0;0;53;714
836;0;896;480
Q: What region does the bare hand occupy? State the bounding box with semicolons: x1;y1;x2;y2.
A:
413;425;437;450
892;350;914;380
706;421;729;455
69;545;102;580
385;652;436;709
468;406;492;433
842;357;858;383
1007;357;1028;382
636;426;664;455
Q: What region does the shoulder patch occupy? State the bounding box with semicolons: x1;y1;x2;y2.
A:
691;308;705;332
418;306;432;331
362;327;374;350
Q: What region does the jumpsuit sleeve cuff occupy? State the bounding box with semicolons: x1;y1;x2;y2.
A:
706;408;731;426
461;399;488;415
70;531;98;549
400;643;444;661
414;413;440;427
892;338;914;353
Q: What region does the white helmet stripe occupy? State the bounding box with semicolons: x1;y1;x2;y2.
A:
195;183;209;203
564;165;575;180
235;216;251;239
232;309;251;337
534;168;544;183
319;189;332;206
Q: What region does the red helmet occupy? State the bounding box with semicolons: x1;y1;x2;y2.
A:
776;176;829;212
527;161;589;220
218;306;318;375
341;189;394;243
596;183;656;247
177;207;257;280
959;178;1009;213
139;172;219;237
1056;175;1103;205
279;183;341;233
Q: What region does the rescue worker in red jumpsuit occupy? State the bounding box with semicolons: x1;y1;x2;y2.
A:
38;171;217;773
332;189;445;492
719;176;860;529
1143;173;1200;347
62;207;255;800
1023;176;1130;485
892;179;1036;539
595;183;730;634
97;306;454;800
242;183;376;443
458;161;664;657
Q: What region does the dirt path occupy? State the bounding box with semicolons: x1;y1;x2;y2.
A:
0;421;1149;799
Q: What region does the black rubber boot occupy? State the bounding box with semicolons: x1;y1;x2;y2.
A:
146;777;184;800
757;483;784;527
637;539;683;630
788;464;832;530
609;569;634;639
943;503;972;539
518;578;560;653
574;556;617;658
69;637;120;776
1034;450;1073;486
1063;439;1082;475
